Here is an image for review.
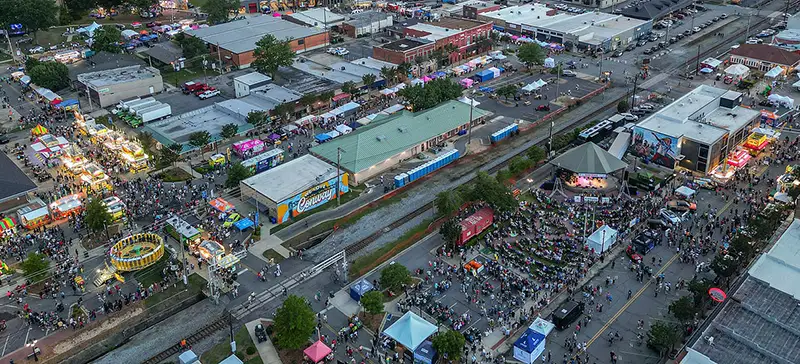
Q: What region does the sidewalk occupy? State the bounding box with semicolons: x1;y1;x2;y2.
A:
244;319;282;364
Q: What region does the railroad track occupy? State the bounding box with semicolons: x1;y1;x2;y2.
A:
140;314;230;364
344;202;434;256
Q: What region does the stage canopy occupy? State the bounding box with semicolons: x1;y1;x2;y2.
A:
234;218;254;231
383;312;438;351
350;279;374;301
586;225;618;254
304;340;332;363
549;142;627;174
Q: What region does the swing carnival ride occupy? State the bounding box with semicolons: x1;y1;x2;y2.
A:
94;233;166;285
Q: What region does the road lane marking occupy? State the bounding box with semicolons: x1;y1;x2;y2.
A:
2;334;9;356
586;253;679;348
236;268;249;276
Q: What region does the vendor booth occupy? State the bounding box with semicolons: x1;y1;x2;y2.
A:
513;328;546;364
80;163;110;189
675;186;696;199
743;132;769;154
50;194;83;219
232;139;266;158
315;133;332;143
233;218;254;232
17;205;50;229
31;134;70;159
304;341;332;363
121;142;149;171
585;225;618;255
724;64;749;80
241;148;285;175
335;124;353;135
60;144;86;173
764;66;785;79
349;279;374;301
209;198;235;213
31;124;48;137
0;217;17;236
383;312;438;352
164;215;202;246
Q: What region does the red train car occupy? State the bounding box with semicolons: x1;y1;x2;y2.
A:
458;208;494;245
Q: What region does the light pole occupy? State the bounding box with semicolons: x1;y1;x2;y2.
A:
202;56;208;85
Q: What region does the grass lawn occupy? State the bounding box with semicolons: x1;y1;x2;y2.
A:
201;326;263;364
144;273;206;310
155;167;194;182
0;52;11;62
270;185;365;234
349;218;434;278
160;67;204;87
261;249;286;264
133;256;169;288
32;29;68;49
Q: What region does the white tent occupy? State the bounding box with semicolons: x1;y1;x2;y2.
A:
767;94;794;109
334;124;352;135
764;66;784;78
521;79;547;92
326;130;341;139
724;64;749;78
121;29;139;39
77;22;102;36
700;57;722;69
675;186;696;199
544;57;556;68
585;225;618;254
458;96;480;107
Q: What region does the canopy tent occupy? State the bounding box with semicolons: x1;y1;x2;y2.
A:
767;94;794;108
513;329;546;364
281;124;299;134
315;133;332;143
380;88;396;95
356;114;378;126
294;115;319;126
528;317;555;337
209;198;235;213
55;99;80;110
543;57;556;68
699;67;714;74
410;78;425;86
382;104;405;114
234;218;254;231
35;88;60;102
521;79;547;92
460;78;474;88
458;96;480;107
793;79;800;90
764;66;785;78
724;64;749;78
219;354;244;364
586;225;618;254
335;124;353;135
0;217;16;231
773;191;792;203
326;130;341;139
31;124;48;136
121;29;139;39
304;341;332;363
414;340;437;364
548;142;627;174
700;57;722;69
349;279;374;301
77;22;102;36
751;127;781;139
383;312;438;350
675;186;696;199
19;75;31;86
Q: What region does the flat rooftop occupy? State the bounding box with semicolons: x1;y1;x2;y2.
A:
68;52;145;81
545;12;650;44
0;153;37;201
144;99;253;153
239;83;303;111
381;38;430;51
285;7;345;27
349;57;397;71
406;19;487;41
186;16;326;54
241;155;338;203
77;65;161;88
481;4;572;27
234;72;272;86
345;11;392;27
635;85;759;145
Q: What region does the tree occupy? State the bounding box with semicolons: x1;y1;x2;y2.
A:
225;162;253;188
319;91;335;106
711;254;738;280
477;37;494;52
396;62;412;80
471;171;517;212
440;219;463;248
380;66;396;84
435;190;463;216
380;263;410;292
138;131;155;153
341;81;358;95
129;0;157;12
202;0;239;24
59;5;73;26
28;61;70;90
617;99;630;113
299;93;318;107
273;295;316;349
360;291;384;315
517;43;546;68
527;145;546;163
158;145;180;168
91;25;122;54
432;330;466;363
361;73;377;89
273;102;296;121
85;197;112;234
496;85;518;101
788;185;800;201
687;278;712;310
252;34;296;78
669;296;696;323
247;110;268;127
175;33;208;59
25;57;41;72
397;78;463;111
64;0;95;20
646;321;680;357
509;156;533;175
188;131;212;157
0;0;58;36
220;123;239;140
20;252;49;281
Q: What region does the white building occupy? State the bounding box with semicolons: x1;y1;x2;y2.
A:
233;72;273;98
76;65;164;108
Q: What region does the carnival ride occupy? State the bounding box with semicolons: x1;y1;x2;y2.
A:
94;233;165;285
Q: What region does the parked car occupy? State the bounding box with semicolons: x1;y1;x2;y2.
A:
638;39;648;46
643;48;654;55
626;44;636;51
720;13;728;19
198;89;220;99
28;46;44;54
536;104;551;111
612;50;624;57
660;208;682;224
562;70;577;77
620;113;639;121
667;200;697;212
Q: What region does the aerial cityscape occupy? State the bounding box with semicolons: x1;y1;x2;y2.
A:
0;0;798;362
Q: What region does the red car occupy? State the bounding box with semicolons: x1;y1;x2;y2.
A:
626;246;643;263
536;105;551;111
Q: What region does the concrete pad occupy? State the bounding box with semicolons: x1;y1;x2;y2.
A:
248;234;291;261
244;319;282;364
330;290;361;317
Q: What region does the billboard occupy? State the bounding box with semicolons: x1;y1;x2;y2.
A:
275;174;349;224
631;126;679;168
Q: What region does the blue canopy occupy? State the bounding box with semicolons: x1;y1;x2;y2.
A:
513;329;546;364
349;279;373;301
383;312;437;351
56;99;79;108
315;133;331;143
77;22;102;36
414;340;437;364
234;218;254;231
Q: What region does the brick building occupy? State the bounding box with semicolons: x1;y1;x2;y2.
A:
185;16;329;69
462;4;501;20
373;18;492;65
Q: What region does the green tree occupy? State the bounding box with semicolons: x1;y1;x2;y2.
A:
64;0;95;20
129;0;157;12
360;291;385;315
299;93;318;107
380;66;396;84
29;61;70;91
20;252;49;281
220;123;239;140
687;278;712;309
787;185;800;201
252;34;296;78
711;254;738;281
509;156;533;175
341;81;358;95
202;0;240;24
138;131;155;153
225;162;253;188
246;110;268;127
517;43;546;68
477;37;494;52
175;33;208;59
471;171;517;212
396;62;412;80
435;190;463;216
0;0;58;37
380;263;410;292
319;91;335;106
273;295;316;350
188;131;212;157
496;85;518;101
439;219;463;248
91;25;122;54
647;321;681;357
85;197;112;233
361;73;377;89
273;102;296;121
669;296;696;323
397;78;463;111
158;145;181;168
527;145;546;163
59;5;73;26
617;99;630;113
432;330;466;362
25;57;41;72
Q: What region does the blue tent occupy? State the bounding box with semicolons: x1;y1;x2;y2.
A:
315;133;331;143
414;340;437;364
349;279;373;301
513;329;546;364
383;312;438;351
234;218;254;231
56;99;79;109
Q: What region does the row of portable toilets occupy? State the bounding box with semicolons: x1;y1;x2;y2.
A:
394;149;460;188
490;123;519;143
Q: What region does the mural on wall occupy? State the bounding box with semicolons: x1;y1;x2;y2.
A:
275;174;349;224
630;126;679;168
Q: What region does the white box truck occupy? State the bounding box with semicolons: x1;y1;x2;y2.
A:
138;104;172;123
121;97;154;112
129;100;160;115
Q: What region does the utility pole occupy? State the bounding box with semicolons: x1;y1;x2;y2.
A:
466;90;475;150
745;11;752;40
335;147;343;206
216;42;224;75
630;72;639;108
547;120;554;158
694;45;701;76
202;55;208;84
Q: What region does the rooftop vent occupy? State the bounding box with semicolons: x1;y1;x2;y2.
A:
398;127;408;132
376;135;387;141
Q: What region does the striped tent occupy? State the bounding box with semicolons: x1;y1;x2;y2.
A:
0;217;16;231
31;124;48;136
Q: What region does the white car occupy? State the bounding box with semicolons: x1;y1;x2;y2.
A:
562;70;577;77
619;113;639;121
692;27;701;33
660;208;682;224
198;90;220;99
28;46;44;53
335;48;349;56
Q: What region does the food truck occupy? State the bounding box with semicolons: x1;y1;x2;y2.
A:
50;194;83;219
164;215;202;246
17;201;51;229
194;240;225;261
241;148;285;174
102;196;127;222
80;163;110;189
208;153;226;167
60;144;87;173
232;139;266;159
120;141;149;172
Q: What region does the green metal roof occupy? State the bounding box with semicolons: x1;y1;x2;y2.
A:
311;100;491;173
